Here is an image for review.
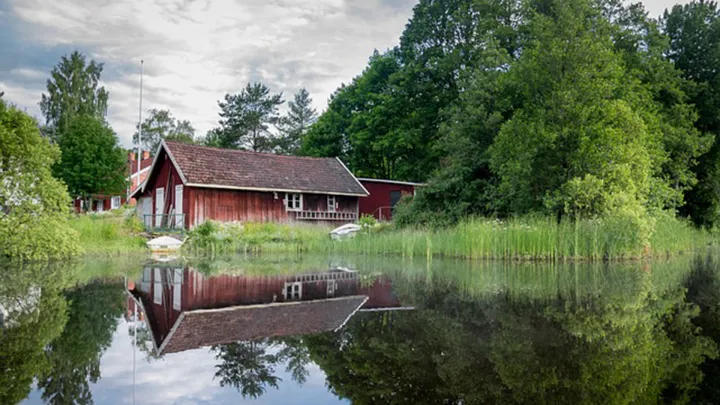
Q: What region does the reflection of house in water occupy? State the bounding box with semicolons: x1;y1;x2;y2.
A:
128;267;410;355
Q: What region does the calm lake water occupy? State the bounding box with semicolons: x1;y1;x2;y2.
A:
4;252;720;404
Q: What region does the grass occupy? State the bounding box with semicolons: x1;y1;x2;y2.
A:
182;214;715;262
68;208;148;256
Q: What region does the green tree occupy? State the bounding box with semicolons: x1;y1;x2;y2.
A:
53;115;127;206
203;127;224;148
303;50;408;178
215;83;284;151
132;108;196;153
39;51;109;139
275;88;317;155
489;0;664;225
304;0;504;181
0;99;80;261
662;1;720;227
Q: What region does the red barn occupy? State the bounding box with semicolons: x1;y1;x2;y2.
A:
358;178;424;221
130;141;369;229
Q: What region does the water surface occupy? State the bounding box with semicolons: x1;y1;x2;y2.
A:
3;253;720;404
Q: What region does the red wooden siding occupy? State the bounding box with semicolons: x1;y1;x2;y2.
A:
187;188;288;227
359;180;417;220
143;149;186;227
186;188;359;228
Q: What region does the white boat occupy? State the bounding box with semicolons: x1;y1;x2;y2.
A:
146;236;184;253
330;224;362;240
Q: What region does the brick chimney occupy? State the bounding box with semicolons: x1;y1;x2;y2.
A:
142;151;150;160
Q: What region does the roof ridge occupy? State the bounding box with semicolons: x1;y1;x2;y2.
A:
164;140;337;161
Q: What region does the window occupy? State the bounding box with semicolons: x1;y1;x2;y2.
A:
284;282;302;300
111;196;121;209
95;200;104;212
390;190;402;207
327;280;337;297
327;195;336;212
286;193;303;211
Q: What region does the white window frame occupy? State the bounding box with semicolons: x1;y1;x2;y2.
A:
285;193;303;212
96;200;104;212
111;196;121;210
284;282;302;300
327;195;336;212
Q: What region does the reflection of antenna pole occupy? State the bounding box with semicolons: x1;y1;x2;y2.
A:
137;60;144;174
133;299;137;405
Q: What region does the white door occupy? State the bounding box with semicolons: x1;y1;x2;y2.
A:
155;188;164;227
172;269;182;310
174;185;184;228
139;197;152;227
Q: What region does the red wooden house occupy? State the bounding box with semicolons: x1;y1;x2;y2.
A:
128;266;410;355
130;141;369;229
358;178;424;221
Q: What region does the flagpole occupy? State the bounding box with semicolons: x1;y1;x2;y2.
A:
137;60;144;174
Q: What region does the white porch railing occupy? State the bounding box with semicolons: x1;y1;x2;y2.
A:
295;210;357;221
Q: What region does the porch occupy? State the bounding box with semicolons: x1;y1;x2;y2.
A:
294;210;357;221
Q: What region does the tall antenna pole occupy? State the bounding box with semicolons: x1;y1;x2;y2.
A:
137;60;144;175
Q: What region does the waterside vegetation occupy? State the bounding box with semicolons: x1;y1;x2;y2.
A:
183;215;713;262
67;209;147;257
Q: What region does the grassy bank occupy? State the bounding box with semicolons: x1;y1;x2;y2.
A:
183;214;714;261
68;209;148;256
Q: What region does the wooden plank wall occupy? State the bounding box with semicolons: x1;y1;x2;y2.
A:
188;188;288;227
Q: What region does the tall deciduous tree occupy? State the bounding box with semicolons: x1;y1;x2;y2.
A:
132;108;196;153
53;115;127;205
662;1;720;227
39;51;109;139
0;100;80;261
215;83;284;151
275;88;317;155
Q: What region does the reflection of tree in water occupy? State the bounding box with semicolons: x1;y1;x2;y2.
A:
212;336;312;398
301;264;718;405
127;322;161;363
37;281;125;405
212;340;282;398
684;254;720;404
0;278;68;404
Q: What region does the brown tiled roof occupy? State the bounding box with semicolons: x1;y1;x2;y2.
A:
159;296;368;354
164;141;368;196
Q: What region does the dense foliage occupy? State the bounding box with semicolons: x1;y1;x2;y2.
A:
301;0;720;233
53;115;128;203
0;100;80;261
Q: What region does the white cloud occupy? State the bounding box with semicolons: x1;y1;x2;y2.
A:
6;0;417;147
644;0;692;17
0;81;43;119
10;68;46;80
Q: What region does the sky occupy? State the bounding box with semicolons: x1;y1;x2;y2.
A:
0;0;693;149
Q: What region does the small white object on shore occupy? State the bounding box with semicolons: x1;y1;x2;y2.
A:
330;224;362;240
147;236;184;252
